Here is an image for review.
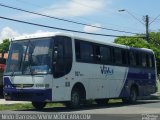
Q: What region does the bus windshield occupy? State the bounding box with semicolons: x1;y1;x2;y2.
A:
5;37;52;75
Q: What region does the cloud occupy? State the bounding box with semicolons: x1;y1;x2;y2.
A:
13;0;106;19
83;23;101;32
43;0;105;17
0;27;53;43
22;30;56;36
0;27;19;42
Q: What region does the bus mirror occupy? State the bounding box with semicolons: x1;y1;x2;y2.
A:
53;47;58;64
54;51;58;59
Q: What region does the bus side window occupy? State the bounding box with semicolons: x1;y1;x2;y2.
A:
75;40;94;63
142;53;147;67
94;45;101;62
148;55;152;68
113;48;122;65
146;54;150;67
141;53;154;68
75;41;81;60
122;49;128;65
149;54;155;68
135;52;141;66
129;51;136;66
99;46;111;64
151;55;155;68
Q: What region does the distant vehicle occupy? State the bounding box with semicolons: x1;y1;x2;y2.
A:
3;32;157;109
0;54;7;96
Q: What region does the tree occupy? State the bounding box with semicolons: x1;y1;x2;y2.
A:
0;39;10;53
114;37;149;48
114;33;160;74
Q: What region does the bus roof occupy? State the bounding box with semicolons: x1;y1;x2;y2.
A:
12;32;153;53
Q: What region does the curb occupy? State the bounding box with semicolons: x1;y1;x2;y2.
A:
0;99;30;105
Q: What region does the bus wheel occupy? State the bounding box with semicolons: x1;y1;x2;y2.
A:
32;102;46;110
95;99;109;105
122;87;137;104
129;87;137;103
68;89;81;108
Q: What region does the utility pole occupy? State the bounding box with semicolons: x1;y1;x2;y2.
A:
145;15;149;42
118;9;147;40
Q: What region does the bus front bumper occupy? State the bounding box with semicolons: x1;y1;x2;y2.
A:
4;89;52;102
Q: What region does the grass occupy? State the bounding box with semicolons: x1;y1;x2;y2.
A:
0;103;64;111
109;99;122;103
0;99;123;111
0;103;33;111
157;80;160;93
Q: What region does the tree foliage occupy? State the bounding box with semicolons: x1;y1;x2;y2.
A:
0;39;10;53
114;32;160;74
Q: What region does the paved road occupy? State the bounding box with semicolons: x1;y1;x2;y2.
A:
1;100;160;120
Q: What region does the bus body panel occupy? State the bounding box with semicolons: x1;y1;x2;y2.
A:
71;63;129;99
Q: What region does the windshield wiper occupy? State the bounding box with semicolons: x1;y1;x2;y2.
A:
24;40;35;75
11;64;15;76
21;41;30;74
18;54;23;71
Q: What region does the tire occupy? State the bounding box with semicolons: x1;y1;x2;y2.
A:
95;99;109;105
122;87;137;104
32;102;46;110
66;89;81;108
129;87;137;103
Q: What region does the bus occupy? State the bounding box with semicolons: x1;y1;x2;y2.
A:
3;32;157;109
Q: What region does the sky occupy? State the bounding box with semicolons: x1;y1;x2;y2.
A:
0;0;160;43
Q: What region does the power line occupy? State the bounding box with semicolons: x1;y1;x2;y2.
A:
65;0;146;31
0;16;145;38
149;14;160;25
15;0;144;32
0;3;140;35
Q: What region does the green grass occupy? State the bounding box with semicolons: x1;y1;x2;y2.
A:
157;80;160;93
0;103;33;111
109;99;122;103
0;103;64;111
0;99;123;111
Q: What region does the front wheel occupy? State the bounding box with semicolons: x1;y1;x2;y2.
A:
66;89;81;108
32;102;46;110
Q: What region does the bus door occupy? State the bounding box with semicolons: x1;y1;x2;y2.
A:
52;36;73;101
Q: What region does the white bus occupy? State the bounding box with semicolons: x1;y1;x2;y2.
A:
3;32;157;109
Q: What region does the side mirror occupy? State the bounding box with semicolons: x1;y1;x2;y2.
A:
53;47;58;64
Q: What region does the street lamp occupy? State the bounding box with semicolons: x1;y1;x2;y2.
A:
118;9;149;41
118;9;145;25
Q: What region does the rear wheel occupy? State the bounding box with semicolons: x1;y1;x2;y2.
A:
129;87;137;103
95;99;109;105
122;87;137;104
32;102;46;110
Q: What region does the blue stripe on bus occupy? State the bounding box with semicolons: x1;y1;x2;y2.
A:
119;68;156;98
3;77;52;102
3;77;15;89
